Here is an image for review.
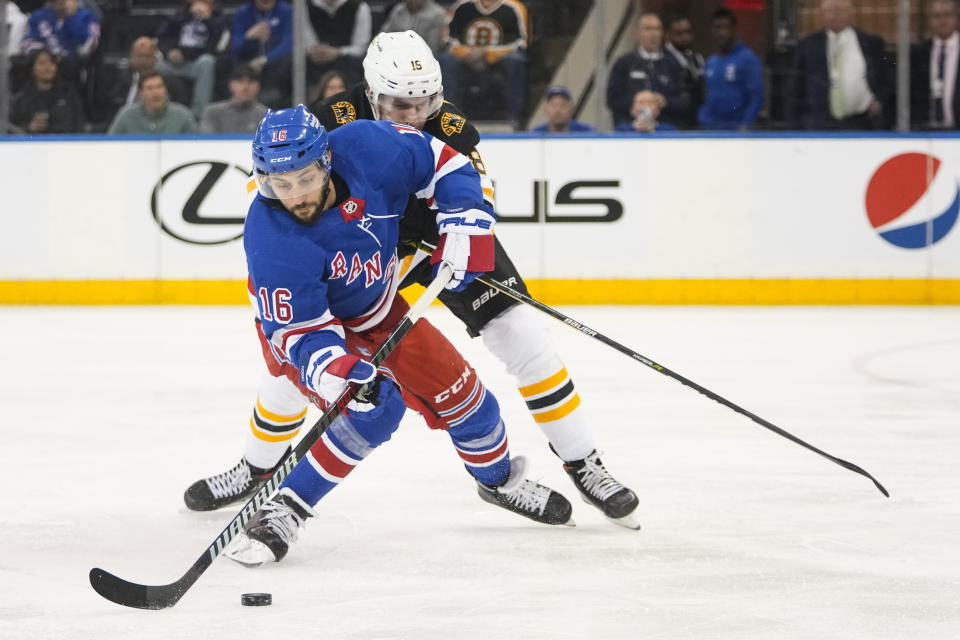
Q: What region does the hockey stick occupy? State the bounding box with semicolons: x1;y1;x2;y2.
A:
89;265;454;610
475;274;890;498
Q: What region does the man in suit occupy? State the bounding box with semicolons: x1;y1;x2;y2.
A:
786;0;891;130
911;0;960;130
606;12;697;128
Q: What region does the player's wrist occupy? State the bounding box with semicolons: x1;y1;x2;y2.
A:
436;208;495;236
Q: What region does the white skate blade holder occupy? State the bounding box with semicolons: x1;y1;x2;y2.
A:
224;532;277;568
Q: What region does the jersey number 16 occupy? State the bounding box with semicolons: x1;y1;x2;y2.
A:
258;287;293;323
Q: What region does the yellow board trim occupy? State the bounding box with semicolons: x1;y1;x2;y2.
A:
250;417;302;443
0;280;248;305
2;279;960;305
531;394;581;424
518;367;569;397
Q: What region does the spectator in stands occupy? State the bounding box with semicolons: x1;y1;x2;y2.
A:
304;0;371;86
380;0;446;54
108;71;197;134
111;37;190;118
531;85;593;133
664;14;704;108
21;0;99;87
5;2;28;57
911;0;960;130
698;8;763;130
9;48;84;134
439;0;529;126
156;0;230;119
614;90;676;133
200;64;267;133
607;12;697;129
315;69;346;100
230;0;292;108
786;0;891;130
21;0;99;60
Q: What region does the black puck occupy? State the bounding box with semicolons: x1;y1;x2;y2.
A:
241;592;272;606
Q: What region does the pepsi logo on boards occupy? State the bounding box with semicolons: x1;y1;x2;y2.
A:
865;152;960;249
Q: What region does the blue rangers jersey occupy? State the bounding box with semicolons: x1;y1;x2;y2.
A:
245;119;494;393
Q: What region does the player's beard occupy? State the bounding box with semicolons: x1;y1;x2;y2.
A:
290;200;323;225
286;180;332;226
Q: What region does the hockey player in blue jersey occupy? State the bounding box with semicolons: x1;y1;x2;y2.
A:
186;31;641;531
223;105;573;565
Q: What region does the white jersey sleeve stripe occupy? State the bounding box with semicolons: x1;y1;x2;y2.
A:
415;137;471;202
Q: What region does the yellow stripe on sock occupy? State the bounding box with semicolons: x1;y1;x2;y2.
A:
250;417;301;443
255;399;307;425
518;367;569;398
530;394;581;423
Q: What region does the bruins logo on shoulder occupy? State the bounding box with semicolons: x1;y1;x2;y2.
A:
331;101;357;125
441;112;466;137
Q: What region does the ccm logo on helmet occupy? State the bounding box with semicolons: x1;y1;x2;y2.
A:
270;155;293;163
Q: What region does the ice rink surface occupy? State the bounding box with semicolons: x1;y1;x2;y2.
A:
1;303;958;639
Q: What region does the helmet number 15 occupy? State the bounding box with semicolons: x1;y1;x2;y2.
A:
410;60;422;70
258;287;293;323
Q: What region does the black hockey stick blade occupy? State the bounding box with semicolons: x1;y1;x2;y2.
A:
89;568;191;610
89;266;453;609
89;460;295;610
475;274;890;498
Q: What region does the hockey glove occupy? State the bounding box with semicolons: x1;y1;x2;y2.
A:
431;209;496;291
315;354;381;413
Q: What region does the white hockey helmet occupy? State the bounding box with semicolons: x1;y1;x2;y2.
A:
363;30;444;124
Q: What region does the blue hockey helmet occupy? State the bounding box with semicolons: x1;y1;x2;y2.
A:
252;105;332;199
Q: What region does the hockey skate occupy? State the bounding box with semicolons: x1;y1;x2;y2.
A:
225;488;314;567
183;450;288;511
477;456;574;526
560;449;642;530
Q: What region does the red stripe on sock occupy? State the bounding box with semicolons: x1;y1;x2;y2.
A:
458;438;509;465
308;439;357;479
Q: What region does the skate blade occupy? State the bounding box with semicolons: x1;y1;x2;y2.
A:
606;511;642;530
224;533;276;567
579;495;642;530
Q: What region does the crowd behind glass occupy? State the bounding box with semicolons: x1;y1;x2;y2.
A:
2;0;955;135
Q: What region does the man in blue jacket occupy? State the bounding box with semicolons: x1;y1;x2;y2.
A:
21;0;99;61
230;0;292;107
698;8;764;130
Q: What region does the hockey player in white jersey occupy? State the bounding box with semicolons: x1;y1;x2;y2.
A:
185;31;641;530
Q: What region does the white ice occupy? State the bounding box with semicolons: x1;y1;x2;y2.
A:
1;303;958;639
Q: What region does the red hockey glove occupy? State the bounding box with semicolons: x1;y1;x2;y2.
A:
431;209;496;291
